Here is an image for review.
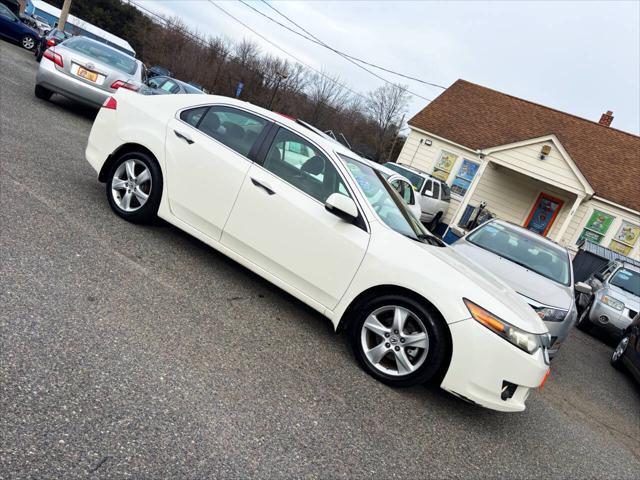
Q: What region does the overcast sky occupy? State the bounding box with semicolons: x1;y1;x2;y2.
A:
136;0;640;135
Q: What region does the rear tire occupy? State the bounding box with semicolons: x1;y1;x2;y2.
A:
34;84;53;100
105;151;163;224
349;294;450;388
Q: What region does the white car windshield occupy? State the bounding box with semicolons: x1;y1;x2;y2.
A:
339;154;439;245
467;221;571;285
610;268;640;297
383;163;426;191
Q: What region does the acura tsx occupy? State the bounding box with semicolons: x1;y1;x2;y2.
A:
85;91;551;412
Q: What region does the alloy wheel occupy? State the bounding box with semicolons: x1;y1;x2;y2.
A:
360;305;429;376
612;336;628;362
111;159;152;212
22;36;35;50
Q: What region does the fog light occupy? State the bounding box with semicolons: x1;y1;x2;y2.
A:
599;315;609;324
501;381;518;400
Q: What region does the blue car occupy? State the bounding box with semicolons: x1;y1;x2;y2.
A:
0;2;39;50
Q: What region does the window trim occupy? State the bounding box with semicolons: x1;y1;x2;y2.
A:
175;103;274;162
255;125;369;232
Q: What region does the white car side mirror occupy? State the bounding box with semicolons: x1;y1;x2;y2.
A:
325;193;358;223
574;282;592;295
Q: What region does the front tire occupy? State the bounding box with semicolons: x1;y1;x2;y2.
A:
349;295;450;388
576;299;593;332
105;152;163;224
34;84;53;100
611;335;629;370
21;35;36;50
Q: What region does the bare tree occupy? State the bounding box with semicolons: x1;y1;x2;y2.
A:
365;84;410;161
306;70;350;125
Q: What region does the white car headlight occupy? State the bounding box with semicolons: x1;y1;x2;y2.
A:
464;299;549;355
602;295;624;311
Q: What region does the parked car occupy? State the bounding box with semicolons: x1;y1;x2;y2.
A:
141;75;205;95
20;13;50;35
34;28;71;62
611;312;640;383
0;2;39;50
146;65;172;78
576;261;640;338
363;160;422;220
382;162;450;228
450;220;588;358
85;92;552;412
35;36;144;108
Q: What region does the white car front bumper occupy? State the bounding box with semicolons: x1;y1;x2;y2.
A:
440;318;549;412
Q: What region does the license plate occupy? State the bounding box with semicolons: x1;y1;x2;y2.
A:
77;67;98;82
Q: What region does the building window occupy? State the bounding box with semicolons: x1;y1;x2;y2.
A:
608;221;640;255
450;159;479;196
577;210;615;245
432;151;457;182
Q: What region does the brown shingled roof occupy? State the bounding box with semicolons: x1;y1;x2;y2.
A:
408;79;640;211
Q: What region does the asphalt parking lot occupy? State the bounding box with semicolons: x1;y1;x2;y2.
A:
1;41;639;479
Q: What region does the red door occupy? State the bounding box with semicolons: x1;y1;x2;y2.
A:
524;192;564;236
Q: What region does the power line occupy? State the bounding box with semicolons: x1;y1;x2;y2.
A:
258;0;446;90
237;0;432;101
206;0;369;102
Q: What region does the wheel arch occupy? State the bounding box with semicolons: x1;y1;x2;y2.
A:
98;143;160;182
338;284;453;380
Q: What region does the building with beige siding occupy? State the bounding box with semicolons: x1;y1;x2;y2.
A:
396;80;640;260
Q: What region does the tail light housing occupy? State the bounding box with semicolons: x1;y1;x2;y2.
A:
46;38;56;47
42;48;63;67
102;97;117;110
110;80;139;92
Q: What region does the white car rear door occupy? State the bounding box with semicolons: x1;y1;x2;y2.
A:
164;105;271;240
221;126;369;309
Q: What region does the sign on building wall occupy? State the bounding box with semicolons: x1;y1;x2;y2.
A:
451;159;479;196
609;221;640;255
433;151;457;181
578;210;615;244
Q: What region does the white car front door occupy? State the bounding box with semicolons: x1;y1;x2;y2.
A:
221;127;369;309
164;105;271;240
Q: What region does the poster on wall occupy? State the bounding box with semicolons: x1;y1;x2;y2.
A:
524;193;564;236
609;241;632;256
577;210;616;244
451;160;479;196
608;222;640;255
433;151;457;181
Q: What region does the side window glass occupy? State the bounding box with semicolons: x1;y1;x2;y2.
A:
161;80;177;93
148;77;164;89
197;106;269;157
263;128;349;203
391;180;411;203
432;182;440;199
179;106;208;127
423;180;433;196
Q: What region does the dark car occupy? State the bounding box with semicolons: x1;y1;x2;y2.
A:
34;27;71;61
0;2;39;50
611;312;640;383
146;65;172;78
141;75;204;95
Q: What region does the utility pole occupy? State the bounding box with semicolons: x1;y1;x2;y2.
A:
386;113;406;162
267;71;288;110
58;0;73;32
18;0;26;15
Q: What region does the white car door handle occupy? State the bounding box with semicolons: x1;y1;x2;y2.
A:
251;177;275;195
174;130;194;145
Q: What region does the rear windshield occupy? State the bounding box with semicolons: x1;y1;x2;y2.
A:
383;163;426;191
63;37;137;75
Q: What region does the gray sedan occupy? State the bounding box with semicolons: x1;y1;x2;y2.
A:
34;36;143;108
450;220;590;358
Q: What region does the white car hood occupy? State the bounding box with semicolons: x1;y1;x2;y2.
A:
606;285;640;311
452;242;573;310
427;244;549;334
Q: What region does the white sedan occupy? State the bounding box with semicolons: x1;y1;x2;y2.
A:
86;92;551;412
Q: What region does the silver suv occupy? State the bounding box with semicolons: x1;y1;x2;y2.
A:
576;261;640;338
383;163;450;228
